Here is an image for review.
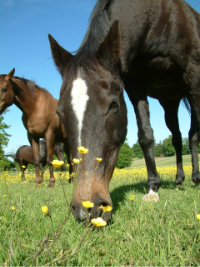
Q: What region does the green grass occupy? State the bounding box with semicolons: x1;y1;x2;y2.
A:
131;154;199;168
0;171;200;266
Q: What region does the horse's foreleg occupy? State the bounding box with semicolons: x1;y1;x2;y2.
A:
130;93;160;201
159;99;185;186
64;138;73;183
46;134;56;187
189;110;200;185
32;137;42;186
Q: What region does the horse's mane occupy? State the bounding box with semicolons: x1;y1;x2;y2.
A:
76;0;111;56
13;76;50;98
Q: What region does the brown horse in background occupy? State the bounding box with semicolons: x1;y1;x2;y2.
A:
4;140;66;181
0;68;71;187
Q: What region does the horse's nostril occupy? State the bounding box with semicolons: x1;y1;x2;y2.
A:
72;205;75;211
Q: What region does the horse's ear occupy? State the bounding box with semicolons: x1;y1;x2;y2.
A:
5;68;15;81
48;34;72;76
96;20;121;69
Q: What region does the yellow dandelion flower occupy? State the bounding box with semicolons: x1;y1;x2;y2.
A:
11;206;15;211
176;188;179;191
96;158;102;163
22;165;26;169
80;158;82;162
73;158;80;164
91;217;107;227
66;163;70;167
129;195;135;200
51;160;64;168
78;146;89;154
196;214;200;220
98;205;112;212
41;206;49;214
3;195;6;198
82;200;94;208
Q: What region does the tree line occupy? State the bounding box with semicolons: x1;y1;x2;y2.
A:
0;112;199;170
116;135;200;169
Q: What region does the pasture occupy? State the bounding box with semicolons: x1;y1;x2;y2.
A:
1;163;200;266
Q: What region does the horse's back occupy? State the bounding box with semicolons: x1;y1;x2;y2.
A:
108;0;200;67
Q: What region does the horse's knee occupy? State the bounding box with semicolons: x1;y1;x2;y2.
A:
138;130;154;149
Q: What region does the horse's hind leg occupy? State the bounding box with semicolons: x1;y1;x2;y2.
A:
159;99;185;186
186;66;200;186
126;89;160;201
189;108;200;185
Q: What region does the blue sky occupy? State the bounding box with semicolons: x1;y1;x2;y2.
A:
1;0;200;154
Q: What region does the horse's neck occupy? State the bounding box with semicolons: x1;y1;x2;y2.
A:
12;78;36;116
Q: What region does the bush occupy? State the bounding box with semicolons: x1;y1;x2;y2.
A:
116;142;134;168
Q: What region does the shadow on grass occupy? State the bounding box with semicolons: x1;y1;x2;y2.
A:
110;178;179;212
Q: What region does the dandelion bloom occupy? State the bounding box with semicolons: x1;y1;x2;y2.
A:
3;195;6;198
78;146;89;154
41;206;49;214
98;205;112;212
176;188;179;191
129;195;135;200
96;158;102;163
196;214;200;220
73;158;80;164
51;160;64;168
82;201;94;208
22;165;26;169
11;206;15;210
91;217;107;227
66;163;70;167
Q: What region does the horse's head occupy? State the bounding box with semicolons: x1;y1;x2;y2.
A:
49;21;127;223
0;69;15;114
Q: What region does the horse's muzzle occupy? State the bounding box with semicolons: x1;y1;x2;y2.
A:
71;198;113;224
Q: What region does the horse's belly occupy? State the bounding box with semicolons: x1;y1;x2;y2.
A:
147;86;185;100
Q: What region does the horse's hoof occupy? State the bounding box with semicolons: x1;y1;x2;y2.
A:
48;183;54;188
143;189;159;202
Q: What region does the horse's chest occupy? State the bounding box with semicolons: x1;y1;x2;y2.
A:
22;115;48;136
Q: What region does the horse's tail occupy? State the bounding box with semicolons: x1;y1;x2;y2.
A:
4;153;17;161
182;97;191;116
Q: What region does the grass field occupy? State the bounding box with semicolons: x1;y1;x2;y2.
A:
131;154;198;168
0;161;200;266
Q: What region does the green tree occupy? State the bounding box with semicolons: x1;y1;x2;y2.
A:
0;112;11;170
182;137;190;155
163;135;175;156
154;141;165;157
116;142;134;169
132;141;143;159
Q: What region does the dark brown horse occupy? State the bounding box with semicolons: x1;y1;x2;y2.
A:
5;140;66;181
49;0;200;222
0;69;71;187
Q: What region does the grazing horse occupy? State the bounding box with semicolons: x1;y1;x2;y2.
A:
49;0;200;222
5;140;66;181
0;69;71;187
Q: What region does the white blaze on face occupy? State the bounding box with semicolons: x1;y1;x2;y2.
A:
71;77;89;145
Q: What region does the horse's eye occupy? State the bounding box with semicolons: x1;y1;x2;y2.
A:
110;100;119;111
1;88;7;92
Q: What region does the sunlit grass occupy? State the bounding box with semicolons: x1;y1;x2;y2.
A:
0;165;200;266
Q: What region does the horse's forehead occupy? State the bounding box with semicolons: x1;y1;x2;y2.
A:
71;76;89;145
